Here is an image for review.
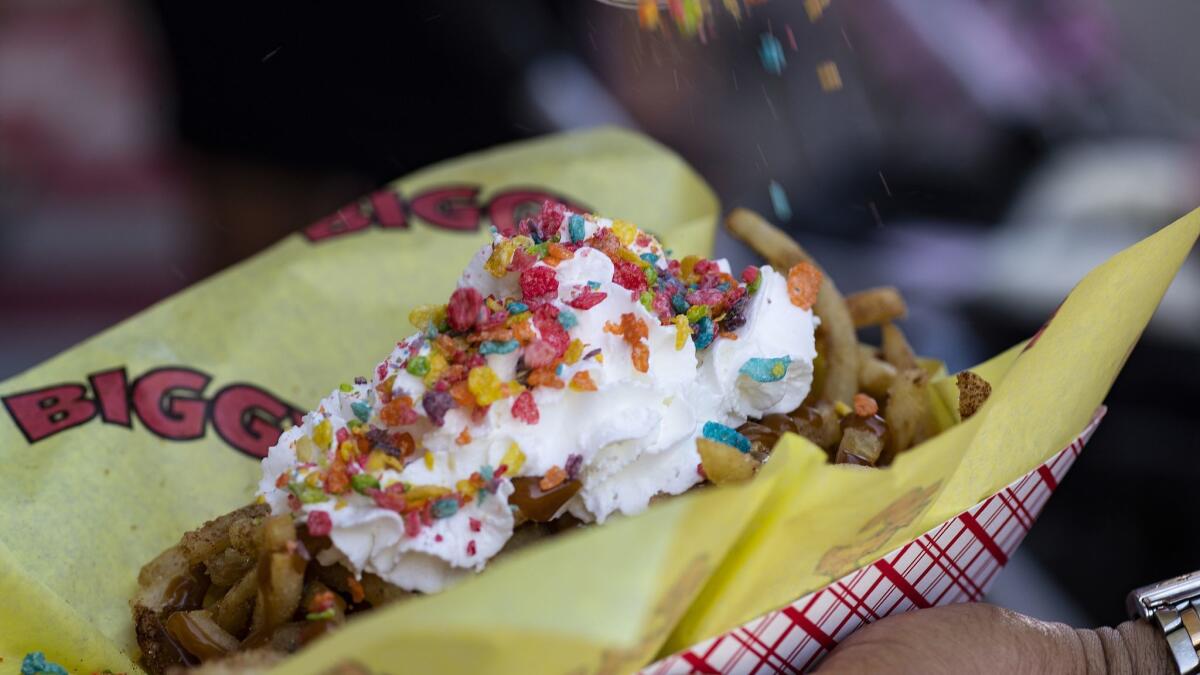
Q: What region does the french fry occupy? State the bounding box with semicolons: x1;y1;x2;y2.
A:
882;369;930;462
179;504;268;564
206;548;254;588
260;513;297;553
956;370;992;420
880;322;919;372
835;426;884;466
228;511;265;557
857;344;897;399
250;551;305;635
846;286;908;328
726;208;859;403
211;568;258;636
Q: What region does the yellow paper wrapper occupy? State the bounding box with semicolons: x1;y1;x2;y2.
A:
0;128;1195;675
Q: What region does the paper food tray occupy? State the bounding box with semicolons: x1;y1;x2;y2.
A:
645;406;1105;674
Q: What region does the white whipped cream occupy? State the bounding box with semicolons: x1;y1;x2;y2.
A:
258;210;817;593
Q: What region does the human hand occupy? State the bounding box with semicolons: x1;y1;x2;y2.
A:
814;603;1174;674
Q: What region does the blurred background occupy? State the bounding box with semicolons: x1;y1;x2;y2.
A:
1;0;1197;629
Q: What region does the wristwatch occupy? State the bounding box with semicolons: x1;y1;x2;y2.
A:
1128;571;1200;673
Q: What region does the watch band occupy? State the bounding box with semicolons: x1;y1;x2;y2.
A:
1128;572;1200;674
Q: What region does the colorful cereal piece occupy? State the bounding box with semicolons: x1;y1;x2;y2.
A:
738;356;792;383
568;214;586;242
759;32;786;75
520;265;559;300
406;355;431;376
501;442;526;474
702;421;751;453
447;287;483;332
557;308;578;329
567;289;607;310
307;510;333;536
479;340;519;355
313;419;333;450
769;179;793;221
693;316;715;349
569;371;598;392
350;401;371;423
511;390;539;424
432;498;459;519
787;261;822;309
673;315;691;350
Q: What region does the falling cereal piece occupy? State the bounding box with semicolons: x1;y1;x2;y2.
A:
769;180;792;221
722;0;741;22
804;0;830;21
638;0;660;30
680;0;703;36
758;33;786;75
738;356;792;383
785;25;798;51
817;60;843;91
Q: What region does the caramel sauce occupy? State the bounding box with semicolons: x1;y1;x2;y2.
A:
163;612;231;661
162;567;209;612
509;476;582;522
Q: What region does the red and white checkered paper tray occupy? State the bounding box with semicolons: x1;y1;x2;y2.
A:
644;406;1105;675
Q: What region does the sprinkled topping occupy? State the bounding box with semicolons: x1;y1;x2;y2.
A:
260;201;819;596
739;356;792;383
702;421;752;453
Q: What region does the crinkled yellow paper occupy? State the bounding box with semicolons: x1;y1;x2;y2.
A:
0;128;1195;675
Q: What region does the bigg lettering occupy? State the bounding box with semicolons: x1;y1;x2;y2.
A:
2;383;97;443
2;366;303;459
302;184;587;243
211;384;305;459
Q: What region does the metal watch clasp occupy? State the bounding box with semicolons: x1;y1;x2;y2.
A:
1128;571;1200;619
